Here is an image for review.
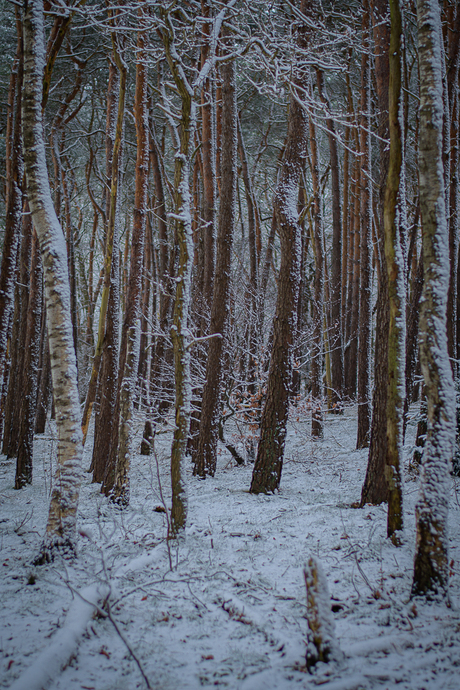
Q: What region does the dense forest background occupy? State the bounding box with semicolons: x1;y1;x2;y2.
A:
0;0;459;603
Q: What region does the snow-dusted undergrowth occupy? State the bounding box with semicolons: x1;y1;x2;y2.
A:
1;405;460;689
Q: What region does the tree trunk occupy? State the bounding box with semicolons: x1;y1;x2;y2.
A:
250;87;308;493
412;0;456;598
309;114;324;439
22;0;83;561
200;0;216;326
112;29;148;504
384;0;405;541
35;322;52;434
316;70;343;411
15;229;43;488
0;12;23;440
160;13;195;535
357;1;372;448
193;49;236;478
2;210;32;458
361;0;391;506
81;50;126;445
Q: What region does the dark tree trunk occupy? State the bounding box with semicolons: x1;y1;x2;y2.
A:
93;262;119;486
92;53;123;485
35;322;52;434
2;209;32;459
15;230;43;488
309;115;324;439
250;76;308;493
316;70;343;411
384;0;404;540
193;50;236;478
446;3;460;374
357;1;372;448
111;30;148;503
404;247;423;440
0;12;23;440
81;52;126;445
361;0;391;506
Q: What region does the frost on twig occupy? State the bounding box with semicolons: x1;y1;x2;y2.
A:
304;555;341;670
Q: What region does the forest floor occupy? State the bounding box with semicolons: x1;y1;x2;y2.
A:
1;403;460;690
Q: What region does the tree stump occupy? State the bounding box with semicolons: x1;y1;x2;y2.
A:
140;419;155;456
304;556;339;670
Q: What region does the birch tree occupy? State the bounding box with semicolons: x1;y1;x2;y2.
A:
412;0;456;598
22;0;83;561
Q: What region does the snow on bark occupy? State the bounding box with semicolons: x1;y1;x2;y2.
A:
250;87;307;493
22;0;83;560
0;24;23;432
160;1;239;530
304;556;341;669
412;0;456;598
112;30;148;505
193;38;237;479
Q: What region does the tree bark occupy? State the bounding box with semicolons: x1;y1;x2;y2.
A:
384;0;405;541
412;0;455;598
0;12;23;440
81;48;126;446
309;114;324;439
357;1;372;448
2;210;32;458
22;0;83;561
15;229;43;488
193;49;236;478
361;0;391;506
250;87;308;493
112;29;148;503
316;70;343;411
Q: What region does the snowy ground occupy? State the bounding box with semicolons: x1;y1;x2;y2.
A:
1;404;460;690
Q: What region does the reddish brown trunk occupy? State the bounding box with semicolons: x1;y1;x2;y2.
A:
193;49;236;478
250;77;308;493
15;230;43;488
0;14;23;439
361;0;391;506
316;70;343;410
357;1;372;448
309;116;324;439
2;208;32;458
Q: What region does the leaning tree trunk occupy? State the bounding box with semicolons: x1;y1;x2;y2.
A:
22;0;83;561
193;49;236;479
412;0;456;598
250;86;308;493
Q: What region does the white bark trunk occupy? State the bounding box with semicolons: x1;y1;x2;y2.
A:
22;0;83;560
412;0;456;597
